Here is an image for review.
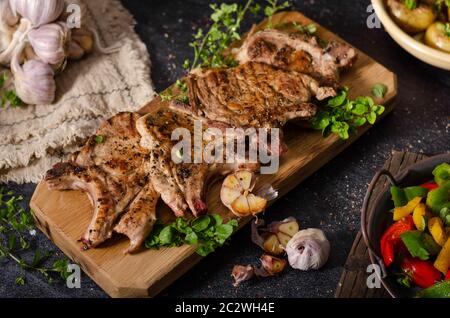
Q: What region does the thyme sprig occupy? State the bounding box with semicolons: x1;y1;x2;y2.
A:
0;187;71;284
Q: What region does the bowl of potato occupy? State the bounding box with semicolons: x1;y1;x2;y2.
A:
372;0;450;70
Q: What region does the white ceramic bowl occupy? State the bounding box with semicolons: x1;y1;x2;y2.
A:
372;0;450;70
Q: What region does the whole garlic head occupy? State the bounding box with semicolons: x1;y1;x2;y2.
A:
28;22;70;66
286;228;330;271
12;54;56;105
10;0;65;27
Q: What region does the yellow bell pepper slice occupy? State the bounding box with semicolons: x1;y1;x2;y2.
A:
393;197;422;221
434;236;450;274
412;203;428;231
428;217;447;247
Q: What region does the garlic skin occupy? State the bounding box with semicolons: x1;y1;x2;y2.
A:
10;0;65;27
28;22;70;66
286;228;330;271
0;0;19;53
12;49;56;105
67;40;84;60
1;0;20;26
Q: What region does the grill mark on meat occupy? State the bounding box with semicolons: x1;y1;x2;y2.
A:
177;62;320;128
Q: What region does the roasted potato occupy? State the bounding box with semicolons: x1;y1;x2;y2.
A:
387;0;436;33
424;22;450;53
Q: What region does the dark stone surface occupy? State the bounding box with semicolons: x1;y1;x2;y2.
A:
1;0;449;298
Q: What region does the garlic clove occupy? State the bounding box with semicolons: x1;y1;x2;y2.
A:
71;28;94;54
235;170;254;191
222;174;242;191
1;0;20;26
67;40;84;60
28;22;70;66
247;194;267;214
231;265;254;287
259;254;286;275
12;43;56;105
231;195;251;216
0;18;31;65
267;217;300;237
220;186;241;206
262;233;284;256
285;228;330;271
276;232;292;248
10;0;65;27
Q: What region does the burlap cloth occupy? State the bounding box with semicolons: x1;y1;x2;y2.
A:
0;0;156;183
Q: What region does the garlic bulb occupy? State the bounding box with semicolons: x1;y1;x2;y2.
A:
11;43;56;105
28;22;69;66
10;0;65;27
286;228;330;271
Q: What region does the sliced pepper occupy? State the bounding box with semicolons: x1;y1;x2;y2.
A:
412;203;428;232
421;233;442;256
446;271;450;281
393;197;422;221
390;186;407;208
400;231;429;260
426;182;450;215
380;216;415;267
433;163;450;186
434;236;450;275
429;217;448;247
417;280;450;298
404;186;429;202
420;181;439;191
401;256;442;289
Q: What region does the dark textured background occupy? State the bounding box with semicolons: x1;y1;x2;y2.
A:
1;0;449;298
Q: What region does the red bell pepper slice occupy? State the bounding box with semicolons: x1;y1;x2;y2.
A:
401;256;442;289
446;271;450;281
380;215;414;267
420;182;439;191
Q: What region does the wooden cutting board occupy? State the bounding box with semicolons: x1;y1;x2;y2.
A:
30;11;397;298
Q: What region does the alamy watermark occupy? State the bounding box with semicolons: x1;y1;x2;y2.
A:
366;4;382;29
171;120;281;174
66;4;82;29
366;264;382;289
66;264;81;289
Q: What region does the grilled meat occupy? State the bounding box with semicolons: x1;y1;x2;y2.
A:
45;113;155;252
234;29;357;87
114;182;159;253
137;109;259;217
172;62;327;128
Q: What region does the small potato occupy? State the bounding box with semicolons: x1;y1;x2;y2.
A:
425;22;450;53
387;0;436;33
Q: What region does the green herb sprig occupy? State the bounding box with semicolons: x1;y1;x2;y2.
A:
264;0;290;28
0;73;22;108
184;0;290;71
444;23;450;38
311;87;386;140
0;188;71;284
405;0;417;10
145;214;238;256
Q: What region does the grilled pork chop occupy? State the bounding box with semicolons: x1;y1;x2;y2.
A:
172;62;329;129
234;29;357;87
45;113;156;252
137;109;259;217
